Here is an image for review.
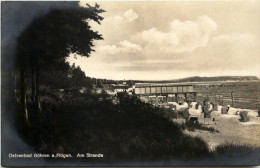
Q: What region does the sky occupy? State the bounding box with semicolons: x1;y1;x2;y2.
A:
67;0;260;80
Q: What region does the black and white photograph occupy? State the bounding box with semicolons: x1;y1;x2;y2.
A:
1;1;260;166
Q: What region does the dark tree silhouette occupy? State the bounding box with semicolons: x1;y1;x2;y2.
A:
16;3;105;124
69;63;92;89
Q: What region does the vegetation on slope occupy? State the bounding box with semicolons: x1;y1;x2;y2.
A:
19;90;210;161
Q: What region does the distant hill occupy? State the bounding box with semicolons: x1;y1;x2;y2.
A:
133;76;259;83
91;76;259;85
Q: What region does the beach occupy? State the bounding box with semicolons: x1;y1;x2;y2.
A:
174;108;260;151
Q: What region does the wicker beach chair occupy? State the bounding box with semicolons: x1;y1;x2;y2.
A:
240;111;250;122
221;107;228;114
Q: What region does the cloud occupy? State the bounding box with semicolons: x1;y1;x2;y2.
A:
105;9;138;24
92;15;218;66
187;31;260;75
132;15;217;53
88;16;218;69
114;60;188;72
123;9;139;22
96;40;142;55
88;8;139;43
72;2;260;80
212;33;255;43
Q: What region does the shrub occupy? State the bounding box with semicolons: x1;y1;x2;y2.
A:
19;90;211;161
214;143;254;157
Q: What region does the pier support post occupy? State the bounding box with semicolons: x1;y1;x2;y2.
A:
194;93;197;102
231;92;234;107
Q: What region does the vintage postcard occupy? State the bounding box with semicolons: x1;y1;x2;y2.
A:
1;1;260;167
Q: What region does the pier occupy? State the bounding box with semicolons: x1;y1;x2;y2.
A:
134;83;197;104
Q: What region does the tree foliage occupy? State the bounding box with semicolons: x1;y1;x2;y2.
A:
17;4;104;67
69;63;93;89
16;3;104;124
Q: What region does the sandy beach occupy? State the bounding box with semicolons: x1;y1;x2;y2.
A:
173;108;260;151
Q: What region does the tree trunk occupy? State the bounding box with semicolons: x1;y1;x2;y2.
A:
20;67;29;124
35;61;41;112
31;61;36;109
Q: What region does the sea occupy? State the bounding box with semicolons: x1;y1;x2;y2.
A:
193;81;260;110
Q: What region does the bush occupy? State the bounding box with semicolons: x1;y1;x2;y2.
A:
214;143;254;157
20;90;211;161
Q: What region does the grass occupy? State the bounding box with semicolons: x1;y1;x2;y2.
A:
213;143;254;157
18;90;211;161
181;120;219;133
